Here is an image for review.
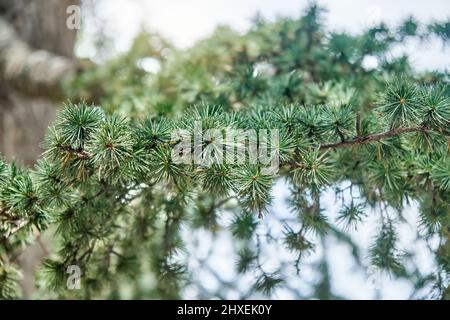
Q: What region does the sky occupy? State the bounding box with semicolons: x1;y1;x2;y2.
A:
180;179;439;299
79;0;449;299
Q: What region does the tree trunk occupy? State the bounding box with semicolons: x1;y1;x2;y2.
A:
0;0;80;298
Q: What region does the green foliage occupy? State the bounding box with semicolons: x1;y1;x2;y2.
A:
57;102;104;150
200;165;235;196
0;265;21;299
419;85;450;129
234;165;274;217
432;158;450;191
283;226;315;254
293;148;334;190
236;247;256;273
231;211;258;240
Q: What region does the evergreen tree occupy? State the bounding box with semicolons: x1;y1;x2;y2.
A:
1;4;450;299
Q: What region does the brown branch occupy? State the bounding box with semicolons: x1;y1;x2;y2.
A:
59;145;90;159
7;219;32;237
320;126;426;150
0;17;77;99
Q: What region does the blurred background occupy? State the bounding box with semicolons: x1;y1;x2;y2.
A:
0;0;449;299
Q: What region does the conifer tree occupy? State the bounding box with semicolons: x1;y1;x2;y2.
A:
1;4;450;299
